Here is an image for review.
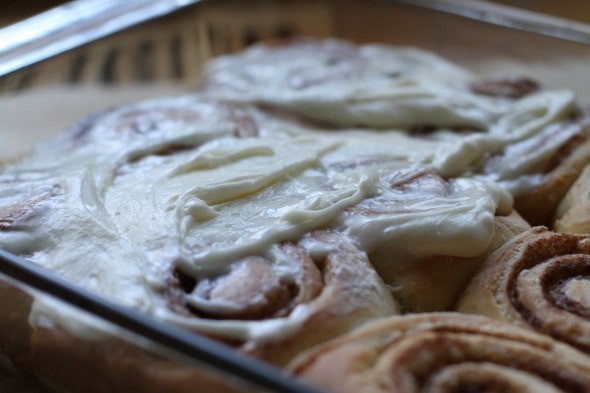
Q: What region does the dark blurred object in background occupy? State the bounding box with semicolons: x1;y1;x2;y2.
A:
1;1;589;28
0;1;69;26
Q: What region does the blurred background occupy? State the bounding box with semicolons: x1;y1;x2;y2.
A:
2;0;590;27
0;1;68;26
2;0;590;159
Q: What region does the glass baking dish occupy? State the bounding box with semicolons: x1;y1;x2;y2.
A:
2;0;590;392
0;248;325;393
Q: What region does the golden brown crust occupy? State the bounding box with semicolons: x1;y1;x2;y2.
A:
457;226;590;353
241;231;399;366
368;211;531;313
554;164;590;234
289;313;590;393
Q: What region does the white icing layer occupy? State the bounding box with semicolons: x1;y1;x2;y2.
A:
203;39;510;129
0;40;582;346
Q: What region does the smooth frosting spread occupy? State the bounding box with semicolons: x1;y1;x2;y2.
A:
0;39;582;344
202;38;506;129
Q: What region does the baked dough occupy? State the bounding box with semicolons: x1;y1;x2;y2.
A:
339;168;530;312
289;313;590;393
2;38;590;392
554;163;590;233
457;226;590;353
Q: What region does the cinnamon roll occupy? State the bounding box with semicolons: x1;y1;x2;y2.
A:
202;38;590;227
289;313;590;393
457;226;590;353
554;164;590;234
5;37;590;392
0;96;403;391
0;230;397;392
475;108;590;226
337;167;528;312
160;229;399;366
201;38;506;130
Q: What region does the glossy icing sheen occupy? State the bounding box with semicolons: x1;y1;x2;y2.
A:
0;41;578;343
203;39;573;132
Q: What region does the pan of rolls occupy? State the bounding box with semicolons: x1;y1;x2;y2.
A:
4;1;590;392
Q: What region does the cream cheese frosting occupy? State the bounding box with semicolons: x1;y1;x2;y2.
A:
0;39;582;346
202;38;511;129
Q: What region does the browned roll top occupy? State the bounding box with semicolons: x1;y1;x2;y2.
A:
457;226;590;354
159;229;400;366
289;313;590;393
165;245;323;321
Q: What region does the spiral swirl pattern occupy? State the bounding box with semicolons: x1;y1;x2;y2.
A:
457;226;590;353
289;313;590;393
162;230;399;366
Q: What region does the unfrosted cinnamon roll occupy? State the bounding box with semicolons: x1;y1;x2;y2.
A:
289;313;590;393
457;226;590;353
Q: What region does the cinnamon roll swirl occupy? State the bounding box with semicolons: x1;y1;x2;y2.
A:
289;313;590;393
475;109;590;226
457;227;590;353
161;230;399;367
